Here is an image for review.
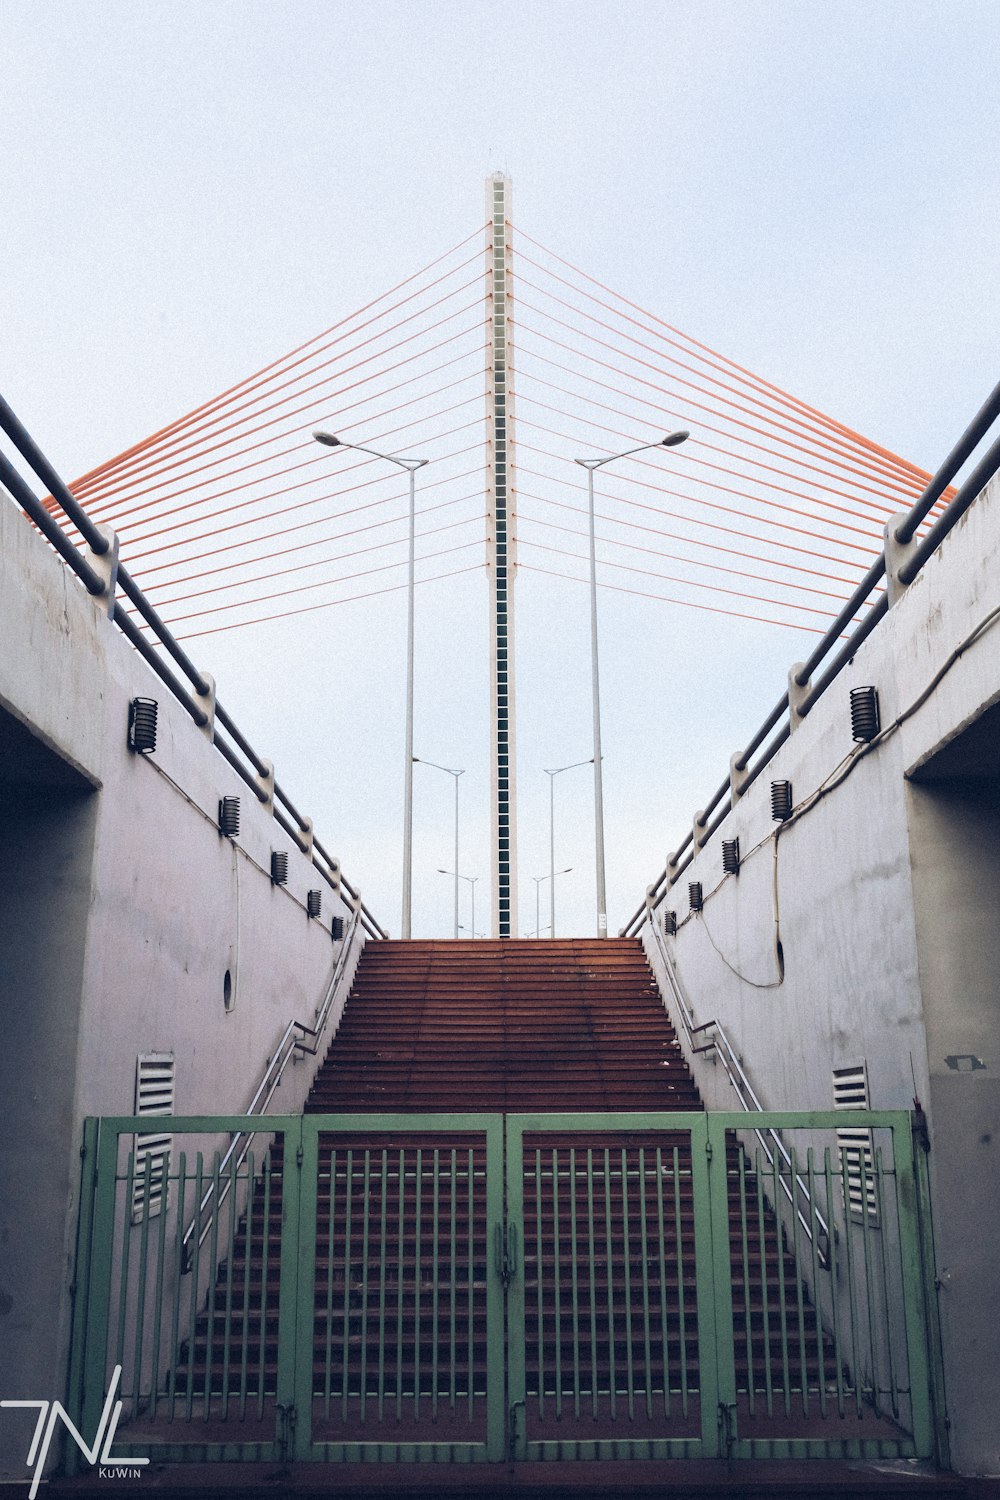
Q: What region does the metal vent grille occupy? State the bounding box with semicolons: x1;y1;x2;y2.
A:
133;1052;174;1222
833;1063;877;1222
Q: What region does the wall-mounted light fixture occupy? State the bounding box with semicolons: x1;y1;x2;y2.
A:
689;882;703;912
850;685;881;743
663;909;677;936
722;838;740;875
770;781;793;822
218;796;241;838
128;697;158;754
331;915;345;941
270;851;288;886
307;890;322;918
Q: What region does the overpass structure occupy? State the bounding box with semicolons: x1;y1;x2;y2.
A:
2;181;1000;1494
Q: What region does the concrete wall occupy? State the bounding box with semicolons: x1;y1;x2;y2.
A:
0;498;366;1478
642;476;1000;1475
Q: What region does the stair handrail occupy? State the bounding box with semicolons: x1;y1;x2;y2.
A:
621;379;1000;939
646;907;830;1254
180;908;361;1268
0;394;387;942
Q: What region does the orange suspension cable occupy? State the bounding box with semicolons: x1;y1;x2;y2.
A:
517;300;924;496
519;563;826;636
516;539;847;621
517;444;882;549
513;226;931;485
517;379;903;514
177;563;483;641
72;226;488;493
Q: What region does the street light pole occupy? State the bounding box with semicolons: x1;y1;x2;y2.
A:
573;431;689;937
533;868;572;940
314;431;429;938
439;870;478;942
544;759;592;938
417;759;464;937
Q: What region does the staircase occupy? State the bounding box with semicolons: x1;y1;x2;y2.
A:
307;937;700;1113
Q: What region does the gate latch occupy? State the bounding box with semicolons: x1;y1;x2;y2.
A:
717;1400;737;1456
494;1222;518;1287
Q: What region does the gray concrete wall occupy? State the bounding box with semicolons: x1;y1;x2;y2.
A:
0;497;366;1478
642;475;1000;1474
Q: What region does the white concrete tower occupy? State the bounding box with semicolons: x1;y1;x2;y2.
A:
485;172;517;938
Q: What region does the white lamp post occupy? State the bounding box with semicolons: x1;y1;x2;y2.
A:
572;431;689;936
313;431;429;938
438;870;479;942
532;867;572;940
543;759;592;939
415;758;464;937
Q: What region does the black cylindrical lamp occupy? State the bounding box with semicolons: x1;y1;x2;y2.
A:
128;697;158;754
307;889;322;918
689;882;703;912
218;796;241;838
850;685;881;743
771;781;793;822
722;838;740;875
663;909;677;936
270;851;288;886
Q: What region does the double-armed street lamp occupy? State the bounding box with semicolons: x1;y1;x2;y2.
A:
544;759;591;939
439;869;479;942
531;867;572;941
313;430;429;938
414;758;464;938
572;431;690;937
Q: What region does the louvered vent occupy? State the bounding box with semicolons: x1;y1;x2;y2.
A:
133;1052;174;1222
833;1063;877;1223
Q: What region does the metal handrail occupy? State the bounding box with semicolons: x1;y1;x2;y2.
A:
181;908;362;1267
623;380;1000;935
0;395;388;941
646;912;829;1253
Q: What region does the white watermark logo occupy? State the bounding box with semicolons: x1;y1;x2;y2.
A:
2;1364;148;1498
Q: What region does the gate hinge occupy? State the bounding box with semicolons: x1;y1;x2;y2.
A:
705;1139;713;1162
717;1400;737;1455
295;1144;304;1168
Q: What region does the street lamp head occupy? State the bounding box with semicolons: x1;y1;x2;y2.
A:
312;430;341;448
661;430;690;448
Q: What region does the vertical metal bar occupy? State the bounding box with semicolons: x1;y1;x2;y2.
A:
822;1149;846;1417
65;1118;100;1455
359;1151;372;1423
378;1148;389;1421
569;1147;581;1420
587;1148;599;1419
413;1148;422;1421
220;1148;239;1421
289;1119;317;1461
149;1146;169;1420
900;1118;942;1461
773;1151;791;1417
737;1148;755;1417
638;1147;653;1421
324;1147;337;1420
674;1144;689;1419
431;1148;440;1420
700;1116;737;1457
807;1149;828;1418
238;1149;255;1420
859;1144;881;1413
874;1145;900;1419
341;1150;354;1423
185;1153;204;1421
78;1123;121;1448
620;1147;635;1421
397;1147;407;1422
204;1152;222;1420
450;1147;458;1412
535;1146;545;1418
754;1147;774;1417
131;1155;153;1417
257;1153;272;1421
838;1146;864;1416
168;1151;188;1423
552;1146;562;1418
503;1121;526;1462
466;1146;475;1425
789;1146;809;1417
655;1147;671;1418
603;1146;617;1419
115;1148;136;1377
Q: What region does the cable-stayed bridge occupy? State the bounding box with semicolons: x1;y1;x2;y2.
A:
2;175;999;1496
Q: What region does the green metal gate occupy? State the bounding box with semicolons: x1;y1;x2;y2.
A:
68;1110;943;1472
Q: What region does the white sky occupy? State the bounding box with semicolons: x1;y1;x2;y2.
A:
4;1;999;939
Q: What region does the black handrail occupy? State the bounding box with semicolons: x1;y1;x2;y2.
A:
623;383;1000;936
0;396;388;941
